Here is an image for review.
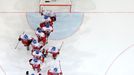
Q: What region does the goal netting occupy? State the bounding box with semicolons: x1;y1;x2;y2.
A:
39;0;72;13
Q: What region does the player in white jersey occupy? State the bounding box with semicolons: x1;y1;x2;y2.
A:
31;39;43;52
47;67;62;75
18;34;33;50
41;23;53;38
46;46;60;59
40;10;54;28
43;15;51;23
32;50;46;63
35;27;47;46
41;10;56;22
41;10;51;23
32;50;42;59
29;58;42;72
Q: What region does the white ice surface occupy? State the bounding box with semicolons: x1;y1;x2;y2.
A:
0;0;134;75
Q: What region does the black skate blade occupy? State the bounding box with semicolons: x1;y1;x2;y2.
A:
26;71;29;75
45;1;50;3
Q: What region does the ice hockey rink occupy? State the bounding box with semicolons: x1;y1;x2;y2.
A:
0;0;134;75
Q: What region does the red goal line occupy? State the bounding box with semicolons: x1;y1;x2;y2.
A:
39;3;72;12
39;4;72;6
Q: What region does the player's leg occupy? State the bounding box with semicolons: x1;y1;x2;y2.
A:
26;46;30;50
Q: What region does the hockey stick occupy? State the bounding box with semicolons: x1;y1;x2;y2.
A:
14;41;20;49
14;32;25;49
59;60;62;72
59;41;64;51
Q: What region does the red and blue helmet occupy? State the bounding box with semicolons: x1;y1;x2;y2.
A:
53;67;58;72
24;34;28;39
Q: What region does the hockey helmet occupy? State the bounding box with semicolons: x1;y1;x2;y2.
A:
53;67;58;72
35;50;39;54
37;27;42;33
51;47;56;51
24;34;28;39
33;58;38;62
32;39;37;44
44;15;49;19
37;27;40;30
45;23;50;28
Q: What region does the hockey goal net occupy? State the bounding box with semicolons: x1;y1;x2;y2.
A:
39;0;72;13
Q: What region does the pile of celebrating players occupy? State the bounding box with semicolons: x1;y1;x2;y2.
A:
18;10;63;75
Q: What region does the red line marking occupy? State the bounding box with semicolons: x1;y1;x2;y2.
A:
40;4;72;6
105;44;134;75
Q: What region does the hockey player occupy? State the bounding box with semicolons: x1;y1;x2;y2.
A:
29;58;41;72
31;39;43;52
46;46;60;59
41;10;51;24
41;10;50;17
41;10;56;21
47;67;62;75
40;21;53;29
43;15;51;23
32;50;46;63
41;23;53;38
18;34;33;50
40;10;54;28
35;27;47;46
32;50;42;59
